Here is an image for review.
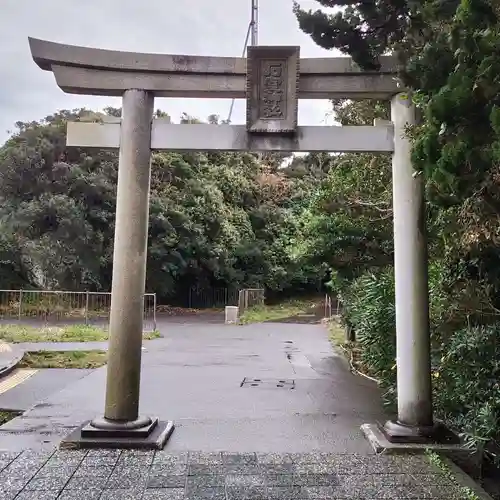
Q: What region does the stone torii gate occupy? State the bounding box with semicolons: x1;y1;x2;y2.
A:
29;37;439;450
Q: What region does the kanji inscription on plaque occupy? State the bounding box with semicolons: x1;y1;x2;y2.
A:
260;60;286;119
246;46;300;134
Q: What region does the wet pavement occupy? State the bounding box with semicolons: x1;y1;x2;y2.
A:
0;369;93;412
0;322;385;453
0;320;490;498
0;449;471;499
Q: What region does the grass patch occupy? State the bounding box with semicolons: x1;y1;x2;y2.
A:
156;305;223;315
0;411;21;426
145;330;161;340
426;450;481;500
239;299;317;324
328;319;346;346
0;324;160;343
19;350;108;369
328;318;355;359
327;318;379;382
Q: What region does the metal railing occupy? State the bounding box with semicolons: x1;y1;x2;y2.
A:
325;294;332;318
0;290;157;332
188;286;239;309
324;294;342;318
238;288;265;314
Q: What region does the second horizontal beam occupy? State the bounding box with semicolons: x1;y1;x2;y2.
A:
67;122;394;153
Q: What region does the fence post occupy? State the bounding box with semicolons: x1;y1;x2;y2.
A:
107;293;111;331
153;293;157;331
85;291;89;325
142;294;145;333
345;323;356;342
18;290;23;321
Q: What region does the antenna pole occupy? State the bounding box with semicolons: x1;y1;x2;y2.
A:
251;0;259;46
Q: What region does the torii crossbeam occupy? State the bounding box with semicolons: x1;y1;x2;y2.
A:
28;37;446;452
29;38;400;154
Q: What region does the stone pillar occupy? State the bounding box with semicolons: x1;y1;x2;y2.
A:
384;92;434;440
101;89;153;424
61;89;174;449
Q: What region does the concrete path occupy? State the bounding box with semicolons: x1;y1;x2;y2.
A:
0;322;384;453
0;322;491;499
0;369;93;412
14;341;109;352
14;339;152;352
4;312;226;353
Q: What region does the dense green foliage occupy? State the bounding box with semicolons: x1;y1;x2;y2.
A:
294;0;500;461
0;110;324;304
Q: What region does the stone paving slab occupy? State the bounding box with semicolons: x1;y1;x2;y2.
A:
0;450;478;499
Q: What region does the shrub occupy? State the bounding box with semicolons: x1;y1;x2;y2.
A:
342;263;500;462
434;323;500;460
341;268;396;406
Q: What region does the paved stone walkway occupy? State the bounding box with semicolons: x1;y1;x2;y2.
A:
0;449;469;499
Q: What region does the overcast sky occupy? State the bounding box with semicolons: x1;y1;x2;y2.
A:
0;0;339;144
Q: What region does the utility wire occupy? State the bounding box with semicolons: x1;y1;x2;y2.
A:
226;21;252;124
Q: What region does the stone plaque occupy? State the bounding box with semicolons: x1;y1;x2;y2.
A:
246;46;300;134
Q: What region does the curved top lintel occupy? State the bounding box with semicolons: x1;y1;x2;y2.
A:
28;37;398;77
28;37;248;75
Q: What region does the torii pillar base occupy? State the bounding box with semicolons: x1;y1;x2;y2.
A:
59;417;174;450
361;422;460;454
